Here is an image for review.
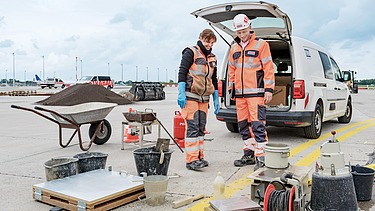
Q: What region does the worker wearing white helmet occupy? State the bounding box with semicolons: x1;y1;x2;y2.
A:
228;14;275;170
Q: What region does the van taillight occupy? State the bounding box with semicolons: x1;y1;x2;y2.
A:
293;80;305;99
218;80;223;97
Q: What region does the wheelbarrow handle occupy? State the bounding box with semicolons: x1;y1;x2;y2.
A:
11;104;59;124
10;105;22;109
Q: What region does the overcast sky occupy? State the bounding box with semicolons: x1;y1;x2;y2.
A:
1;0;374;83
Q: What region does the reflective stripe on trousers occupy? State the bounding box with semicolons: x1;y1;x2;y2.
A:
181;100;208;163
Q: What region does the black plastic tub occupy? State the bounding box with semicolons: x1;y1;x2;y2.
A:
73;152;108;173
44;157;78;181
133;147;173;176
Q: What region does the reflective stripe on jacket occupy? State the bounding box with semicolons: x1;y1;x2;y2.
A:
228;32;275;98
186;46;216;102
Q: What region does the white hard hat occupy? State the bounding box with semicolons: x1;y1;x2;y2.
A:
233;14;251;31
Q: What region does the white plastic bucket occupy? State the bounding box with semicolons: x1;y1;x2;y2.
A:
143;175;169;206
264;143;290;169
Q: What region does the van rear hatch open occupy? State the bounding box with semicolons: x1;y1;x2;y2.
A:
191;1;292;42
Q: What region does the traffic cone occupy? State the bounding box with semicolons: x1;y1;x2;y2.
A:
124;125;139;143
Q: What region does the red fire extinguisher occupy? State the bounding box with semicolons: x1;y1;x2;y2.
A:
174;111;186;148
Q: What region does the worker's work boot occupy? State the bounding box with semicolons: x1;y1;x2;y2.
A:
234;150;255;167
200;159;209;167
186;160;204;171
254;156;265;171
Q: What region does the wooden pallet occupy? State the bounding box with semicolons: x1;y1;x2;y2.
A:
33;170;145;210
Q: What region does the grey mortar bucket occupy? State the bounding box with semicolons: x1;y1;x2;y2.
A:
73;152;108;174
44;157;79;181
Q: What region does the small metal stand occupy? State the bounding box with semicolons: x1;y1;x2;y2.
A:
121;119;161;150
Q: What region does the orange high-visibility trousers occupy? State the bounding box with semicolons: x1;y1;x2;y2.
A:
181;100;208;163
236;97;268;157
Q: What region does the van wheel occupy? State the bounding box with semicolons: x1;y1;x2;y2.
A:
61;84;65;89
338;99;352;123
226;122;239;133
89;119;111;145
304;103;322;139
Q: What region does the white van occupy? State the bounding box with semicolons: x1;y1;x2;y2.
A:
77;75;114;89
191;1;352;138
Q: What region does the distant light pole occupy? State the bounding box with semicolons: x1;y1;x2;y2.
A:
75;57;78;81
42;56;45;81
54;71;56;78
12;52;15;87
136;66;138;82
165;68;168;82
121;64;124;82
5;69;7;84
24;70;26;86
157;68;159;81
108;62;110;75
146;67;148;82
80;59;83;78
175;69;177;83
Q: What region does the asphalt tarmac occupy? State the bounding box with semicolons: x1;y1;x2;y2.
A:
0;85;374;210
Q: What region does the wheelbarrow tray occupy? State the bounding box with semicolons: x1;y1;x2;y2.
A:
123;111;156;123
50;102;118;124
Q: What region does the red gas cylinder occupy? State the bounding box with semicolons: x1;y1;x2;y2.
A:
173;111;186;148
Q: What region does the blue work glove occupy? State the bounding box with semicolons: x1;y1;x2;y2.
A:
177;82;186;108
213;90;220;115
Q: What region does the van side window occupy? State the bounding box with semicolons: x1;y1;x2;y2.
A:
99;76;110;81
318;51;333;80
330;58;342;81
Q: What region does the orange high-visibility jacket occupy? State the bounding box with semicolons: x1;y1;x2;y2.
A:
186;46;217;102
228;32;275;97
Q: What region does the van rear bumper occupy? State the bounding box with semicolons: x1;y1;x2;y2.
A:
216;108;313;127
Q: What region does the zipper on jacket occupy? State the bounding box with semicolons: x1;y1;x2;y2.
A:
241;47;245;96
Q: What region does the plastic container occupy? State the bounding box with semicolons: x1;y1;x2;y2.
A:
73;152;108;173
213;172;225;199
351;165;375;201
133;146;174;176
143;175;169;206
44;157;78;181
264;143;290;169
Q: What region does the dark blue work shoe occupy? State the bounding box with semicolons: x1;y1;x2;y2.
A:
186;160;204;171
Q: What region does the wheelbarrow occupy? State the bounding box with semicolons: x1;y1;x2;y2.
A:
11;102;117;151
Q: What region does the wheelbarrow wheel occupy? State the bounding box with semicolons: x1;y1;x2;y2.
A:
89;119;112;145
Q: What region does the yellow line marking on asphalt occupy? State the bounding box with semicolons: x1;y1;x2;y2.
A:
290;119;375;157
189;119;375;210
295;120;375;167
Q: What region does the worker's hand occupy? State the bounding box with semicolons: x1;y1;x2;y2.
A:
228;83;235;100
212;90;220;115
177;82;187;108
264;92;273;104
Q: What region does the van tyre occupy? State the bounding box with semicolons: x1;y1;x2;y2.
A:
304;103;322;139
226;122;239;133
338;99;352;123
89;119;112;145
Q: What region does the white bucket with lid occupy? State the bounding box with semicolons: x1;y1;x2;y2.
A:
264;143;290;169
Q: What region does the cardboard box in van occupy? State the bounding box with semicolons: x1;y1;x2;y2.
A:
269;86;287;106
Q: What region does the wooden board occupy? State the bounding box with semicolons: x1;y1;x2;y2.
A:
33;169;144;210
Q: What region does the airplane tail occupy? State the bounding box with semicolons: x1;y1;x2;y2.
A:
35;74;42;81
